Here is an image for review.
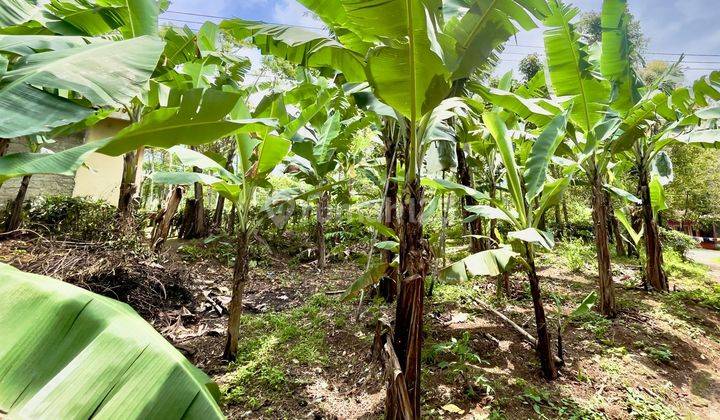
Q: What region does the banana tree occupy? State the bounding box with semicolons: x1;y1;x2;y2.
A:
116;21;253;231
607;67;720;290
265;1;552;414
150;139;288;360
473;0;639;317
457;110;570;379
0;0;170;233
150;86;331;360
285;108;370;268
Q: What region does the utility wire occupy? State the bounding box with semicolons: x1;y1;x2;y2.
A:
163;9;324;30
160;13;719;72
163;9;720;59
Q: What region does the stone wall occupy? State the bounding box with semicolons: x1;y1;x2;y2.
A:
0;134;85;205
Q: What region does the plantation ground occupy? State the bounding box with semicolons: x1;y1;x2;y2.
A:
3;234;720;419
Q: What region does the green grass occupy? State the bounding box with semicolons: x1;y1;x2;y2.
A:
625;388;678;419
553;239;597;273
571;310;613;343
661;250;720;312
664;250;709;284
222;294;341;408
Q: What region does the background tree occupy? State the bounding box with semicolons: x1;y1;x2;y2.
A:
519;53;543;82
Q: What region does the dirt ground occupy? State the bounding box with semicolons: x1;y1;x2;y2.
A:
3;234;720;419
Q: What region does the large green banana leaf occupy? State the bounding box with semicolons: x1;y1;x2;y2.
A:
1;0;158;37
543;0;609;133
523;110;569;201
98;89;276;156
0;89;275;182
44;1;124;36
221;19;366;83
351;0;450;119
600;0;639;113
0;34;92;55
0;0;41;28
469;83;561;127
0;263;224;419
443;0;548;79
0;35;164;138
483;111;526;225
440;247;517;281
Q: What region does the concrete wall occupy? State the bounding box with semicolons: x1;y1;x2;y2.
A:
0;134;84;205
72;118;128;206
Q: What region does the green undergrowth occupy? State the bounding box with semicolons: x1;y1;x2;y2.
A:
222;294;346;409
662;251;720;312
664;250;708;284
554;239;597;273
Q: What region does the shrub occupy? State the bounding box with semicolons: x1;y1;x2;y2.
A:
565;220;595;241
27;196;118;242
660;228;698;259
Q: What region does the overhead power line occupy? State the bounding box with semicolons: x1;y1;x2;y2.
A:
160;11;719;73
163;9;324;30
165;9;720;59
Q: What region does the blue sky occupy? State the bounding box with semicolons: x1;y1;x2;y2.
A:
161;0;720;81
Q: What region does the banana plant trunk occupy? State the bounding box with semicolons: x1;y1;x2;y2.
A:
391;177;429;419
227;204;237;235
0;138;9;190
213;145;236;230
591;167;616;318
639;166;668;291
456;143;485;252
379;128;398;302
117;148;143;232
5;175;31;232
0;138;9;157
524;244;558;380
316;190;329;269
554;205;563;238
150;186;183;252
224;227;250;360
606;193;626;257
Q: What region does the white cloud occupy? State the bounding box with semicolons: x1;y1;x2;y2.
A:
271;0;324;29
165;0;232;15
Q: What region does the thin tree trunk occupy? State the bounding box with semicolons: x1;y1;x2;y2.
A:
190;164;208;238
390;177;429;419
554;204;563;239
227;204;237;235
150;186;183;251
639;166;668;291
379;125;399;302
525;244;558;380
552;168;565;239
606;193;626;257
5;175;31;231
562;199;569;230
456;142;484;252
591;168;616;317
0;139;9;157
316;190;328;269
213;145;236;230
0;139;11;190
223;228;249;360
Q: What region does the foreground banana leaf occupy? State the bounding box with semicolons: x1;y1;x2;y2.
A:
0;263;224;419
